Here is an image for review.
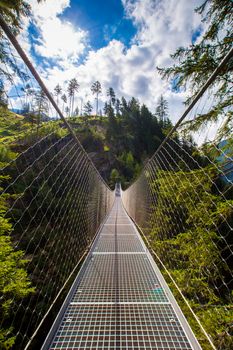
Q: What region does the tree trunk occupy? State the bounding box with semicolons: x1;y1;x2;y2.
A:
96;93;99;115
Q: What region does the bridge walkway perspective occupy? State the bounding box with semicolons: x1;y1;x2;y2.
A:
42;193;202;350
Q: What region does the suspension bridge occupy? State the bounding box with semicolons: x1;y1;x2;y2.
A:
42;191;201;350
0;15;233;350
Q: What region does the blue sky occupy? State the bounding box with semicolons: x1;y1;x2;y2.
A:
61;0;137;49
17;0;204;120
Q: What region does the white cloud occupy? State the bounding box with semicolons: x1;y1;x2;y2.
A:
118;0;204;115
17;0;205;121
29;0;70;19
34;17;87;61
20;0;88;62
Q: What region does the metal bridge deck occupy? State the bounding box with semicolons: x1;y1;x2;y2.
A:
42;197;201;350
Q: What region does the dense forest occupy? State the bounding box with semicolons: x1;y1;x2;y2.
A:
0;0;232;349
0;93;173;186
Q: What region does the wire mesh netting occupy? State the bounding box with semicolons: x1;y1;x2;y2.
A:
122;54;233;350
0;26;114;349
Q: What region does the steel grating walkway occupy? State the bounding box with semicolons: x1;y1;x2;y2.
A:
42;194;202;350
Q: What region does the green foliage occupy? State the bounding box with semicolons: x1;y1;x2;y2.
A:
0;1;35;86
197;306;233;350
0;104;68;158
101;94;198;187
0;144;17;168
0;1;30;33
110;168;120;187
83;101;93;116
33;89;49;130
158;0;233;137
149;166;233;348
0;106;26;137
107;87;116;106
0;178;34;349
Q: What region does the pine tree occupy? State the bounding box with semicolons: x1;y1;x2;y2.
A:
155;95;169;124
54;84;62;107
107;87;116;106
83;101;93;115
0;80;7;107
103;102;109;116
33;89;49;132
115;99;121;116
0;1;39;83
21;83;34;111
67;78;79;117
91;81;102;115
0;1;30;35
158;0;233;136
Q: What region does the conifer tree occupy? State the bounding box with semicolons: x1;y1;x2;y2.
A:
83;101;93;115
54;84;62;107
91;81;102;115
107;87;116;106
155;95;168;124
158;0;232;136
67;78;79;117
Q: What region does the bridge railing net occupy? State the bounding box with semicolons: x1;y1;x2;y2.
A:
0;28;114;349
122;57;233;350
